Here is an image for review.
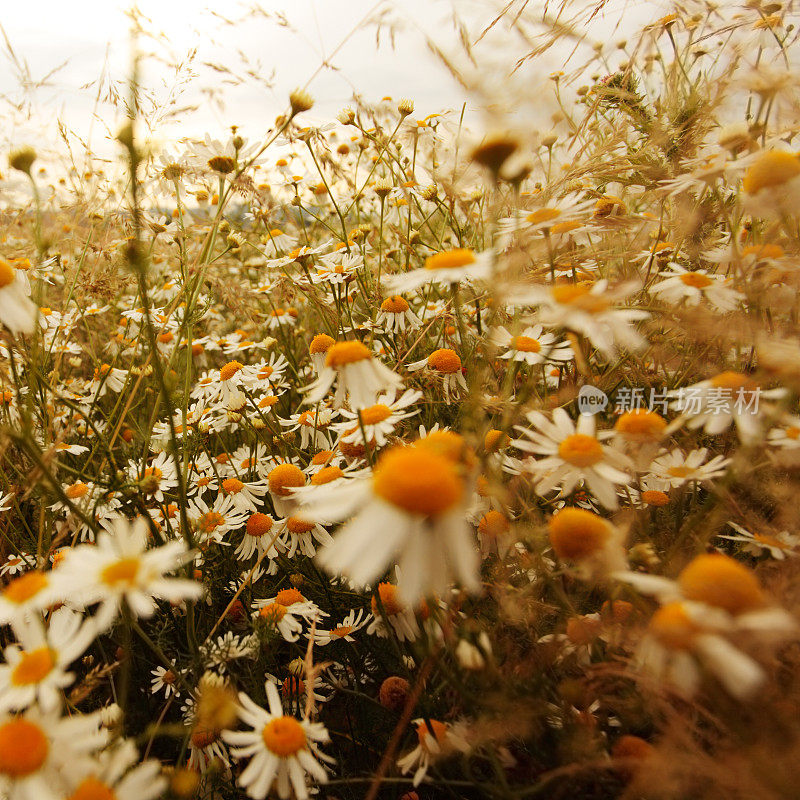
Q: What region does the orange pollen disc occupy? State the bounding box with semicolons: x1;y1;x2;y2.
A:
275;588;305;606
548;508;610;561
615;409;667;439
359;404;392;425
3;571;48;604
677;553;765;614
0;260;17;289
68;777;117;800
286;517;316;534
427;348;462;373
269;464;305;495
784;426;800;440
258;366;274;380
371;583;404;616
311;466;344;485
331;625;353;638
709;371;754;391
679;271;713;289
0;718;49;776
199;512;225;533
558;434;604;467
551;220;581;235
262;717;306;756
649;603;698;650
143;467;163;482
325;341;371;367
190;725;220;749
66;482;90;499
309;334;335;355
511;335;541;353
526;208;561;224
550;283;610;313
222;478;244;495
667;466;692;478
100;557;140;587
259;395;279;408
641;489;670;506
381;295;410;313
424;248;476;270
311;450;334;465
247;513;274;537
478;510;510;538
372;445;463;515
219;361;244;381
743;150;800;194
11;647;55;685
259;603;287;623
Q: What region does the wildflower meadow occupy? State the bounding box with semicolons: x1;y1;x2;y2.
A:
1;2;800;798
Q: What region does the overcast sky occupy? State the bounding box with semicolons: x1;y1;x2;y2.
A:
0;0;664;161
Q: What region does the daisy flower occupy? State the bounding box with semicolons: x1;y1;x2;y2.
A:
0;571;61;627
189;495;249;546
548;507;628;579
279;514;334;559
235;512;284;562
492;324;573;365
376;295;422;333
766;414;800;448
303;438;480;602
408;348;467;404
332;389;421;447
253;602;306;643
55;516;202;630
512;408;633;510
304;340;403;408
223;683;333;800
151;665;181;698
311;608;371;645
0;258;36;335
649;263;743;311
514;280;649;357
649;448;731;487
741;149;800;218
383;247;494;293
218;476;270;514
0;607;97;712
397;718;470;787
0;706;108;800
717;521;799;560
367;582;422;641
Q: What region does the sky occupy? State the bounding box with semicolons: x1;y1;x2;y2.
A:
0;0;665;161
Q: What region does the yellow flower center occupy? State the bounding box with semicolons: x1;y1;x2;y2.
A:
259;395;278;408
199;511;225;533
372;445;463;516
427;348;462;373
550;283;610;313
381;295;410;313
511;335;541;353
262;717;306;757
548;508;610;561
246;513;274;538
416;719;448;748
478;510;510;538
286;517;316;534
68;777;117;800
424;248;476;270
526;208;561;225
11;647;55;685
219;361;244;382
101;557;140;587
753;532;788;550
359;404;392;425
709;371;754;391
3;571;48;604
742;243;784;260
0;260;16;289
325;341;371;367
551;220;582;235
0;718;49;776
269;464;305;496
275;588;305;606
331;624;354;638
221;478;244;495
558;433;604;467
784;426;800;440
259;603;287;623
309;334;335;355
371;582;404;616
311;465;344;485
649;603;698;650
614;410;667;440
679;271;713;289
743;151;800;195
66;482;90;499
667;466;692;478
678;553;765;614
641;489;670;507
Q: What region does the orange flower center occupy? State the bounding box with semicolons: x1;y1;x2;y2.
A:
550;283;610;313
478;510;510;538
262;717;306;756
614;409;667;439
359;404;392;425
641;489;670;506
66;482;90;499
649;603;698;650
679;272;713;289
526;208;561;225
221;478;244;495
416;719;448;747
286;517;316;534
199;511;225;533
424;248;476;270
0;718;49;776
0;260;17;289
247;513;274;537
219;361;244;382
259;603;287;623
275;588;305;606
677;553;765;614
371;583;405;616
11;648;55;686
331;625;354;638
311;465;344;485
743;150;800;194
269;464;305;496
511;335;541;353
3;571;48;604
100;557;140;587
427;348;461;373
381;295;410;313
309;334;335;355
67;777;117;800
548;508;610;561
372;445;463;515
558;433;604;467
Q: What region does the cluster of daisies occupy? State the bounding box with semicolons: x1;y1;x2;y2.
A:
0;5;799;798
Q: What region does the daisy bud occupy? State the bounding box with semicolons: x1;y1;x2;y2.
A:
541;131;558;148
338;106;356;125
8;146;36;175
398;98;415;117
374;178;393;198
471;134;519;175
421;184;438;201
289;88;314;116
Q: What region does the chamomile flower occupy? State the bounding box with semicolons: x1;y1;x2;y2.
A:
717;521;799;560
512;408;633;510
304;340;403;408
492;324;573;365
223;683;333;800
649;448;731;487
235;512;284;562
741;149;800;217
650;263;743;310
311;608;371;645
0;258;36;335
376;295;422;333
56;516;202;630
332;389;421;447
151;665;181;698
408;348;467;404
397;718;470;787
384;247;494;292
